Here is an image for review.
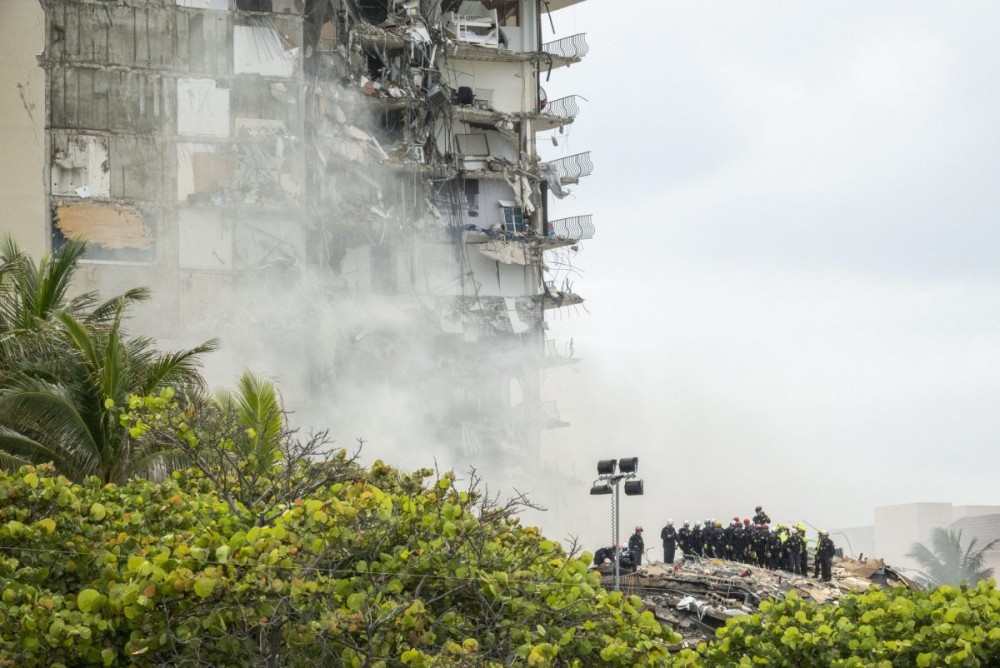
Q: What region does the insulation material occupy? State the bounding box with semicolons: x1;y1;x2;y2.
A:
54;203;152;250
177;78;230;138
178;210;232;270
51;135;111;198
234;24;298;77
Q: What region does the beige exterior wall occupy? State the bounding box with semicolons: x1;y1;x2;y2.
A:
0;0;47;257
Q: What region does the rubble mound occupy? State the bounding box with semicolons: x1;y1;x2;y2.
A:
592;557;919;647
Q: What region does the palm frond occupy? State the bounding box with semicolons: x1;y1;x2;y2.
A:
0;391;100;480
139;339;219;396
85;287;152;325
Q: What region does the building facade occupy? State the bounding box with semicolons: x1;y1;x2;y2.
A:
1;0;592;491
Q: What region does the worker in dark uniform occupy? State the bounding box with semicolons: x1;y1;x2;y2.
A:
690;522;703;557
677;521;691;559
751;524;768;567
660;520;677;564
724;518;739;560
752;505;771;525
628;525;645;567
815;530;836;582
593;546;614;566
766;525;782;570
787;527;805;574
796;524;809;576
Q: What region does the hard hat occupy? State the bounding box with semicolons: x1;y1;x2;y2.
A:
635;525;644;532
732;516;740;523
755;506;762;512
667;519;674;525
743;519;750;525
683;521;690;526
819;529;828;536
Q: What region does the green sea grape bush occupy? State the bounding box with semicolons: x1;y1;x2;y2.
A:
0;463;676;666
697;581;1000;667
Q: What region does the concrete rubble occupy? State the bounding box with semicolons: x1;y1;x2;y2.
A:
593;557;920;649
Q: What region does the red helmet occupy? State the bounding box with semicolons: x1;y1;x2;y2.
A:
732;516;740;522
743;519;750;525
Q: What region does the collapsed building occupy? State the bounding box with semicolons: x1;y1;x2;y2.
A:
594;557;921;648
8;0;593;485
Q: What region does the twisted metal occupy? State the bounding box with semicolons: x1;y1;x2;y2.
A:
542;152;593;180
549;214;595;240
542;33;590;60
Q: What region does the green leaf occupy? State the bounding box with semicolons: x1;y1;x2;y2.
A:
78;588;102;613
193;577;217;599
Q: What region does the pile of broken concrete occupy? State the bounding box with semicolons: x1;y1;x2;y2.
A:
592;557;920;648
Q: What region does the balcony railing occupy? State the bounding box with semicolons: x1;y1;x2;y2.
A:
542;33;589;60
542;151;593;180
549;214;595;240
542;95;582;121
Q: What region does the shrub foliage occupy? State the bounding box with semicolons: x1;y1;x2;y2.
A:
0;462;674;667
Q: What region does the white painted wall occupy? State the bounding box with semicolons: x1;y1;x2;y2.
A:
440;59;535;114
177;79;231;138
0;0;46;256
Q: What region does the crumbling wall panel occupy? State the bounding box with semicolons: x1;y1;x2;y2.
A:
110;136;163;202
92;68;111;130
109;6;137;68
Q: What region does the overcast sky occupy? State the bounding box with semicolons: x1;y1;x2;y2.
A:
531;1;1000;547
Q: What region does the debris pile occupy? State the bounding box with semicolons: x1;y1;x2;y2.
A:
593;557;920;648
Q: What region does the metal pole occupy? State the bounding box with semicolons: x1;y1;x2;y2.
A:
613;478;621;591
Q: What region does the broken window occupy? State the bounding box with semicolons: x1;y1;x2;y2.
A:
456;133;489;156
464;179;480;214
499;204;524;233
236;0;272;11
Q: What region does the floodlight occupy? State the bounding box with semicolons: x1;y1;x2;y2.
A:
590;482;613;495
623;479;644;496
618;457;638;474
596;459;617;475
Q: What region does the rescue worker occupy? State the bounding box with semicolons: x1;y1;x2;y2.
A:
766;524;782;570
628;525;645;567
724;517;739;560
752;505;771;525
677;521;691;559
660;520;677;564
787;527;805;574
751;524;768;567
740;519;752;562
797;524;809;575
690;521;703;557
593;546;614;566
815;530;836;582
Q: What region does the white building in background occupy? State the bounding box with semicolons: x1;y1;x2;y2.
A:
0;0;593;495
835;502;1000;580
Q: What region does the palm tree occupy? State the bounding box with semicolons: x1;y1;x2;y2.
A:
0;237;218;482
905;527;1000;587
0;235;148;332
0;304;217;483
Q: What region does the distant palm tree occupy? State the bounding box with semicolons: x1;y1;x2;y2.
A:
906;528;1000;587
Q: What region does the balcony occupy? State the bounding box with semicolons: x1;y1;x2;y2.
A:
536;94;582;131
541;151;593;184
540;280;583;310
548;214;595;240
541;33;589;69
